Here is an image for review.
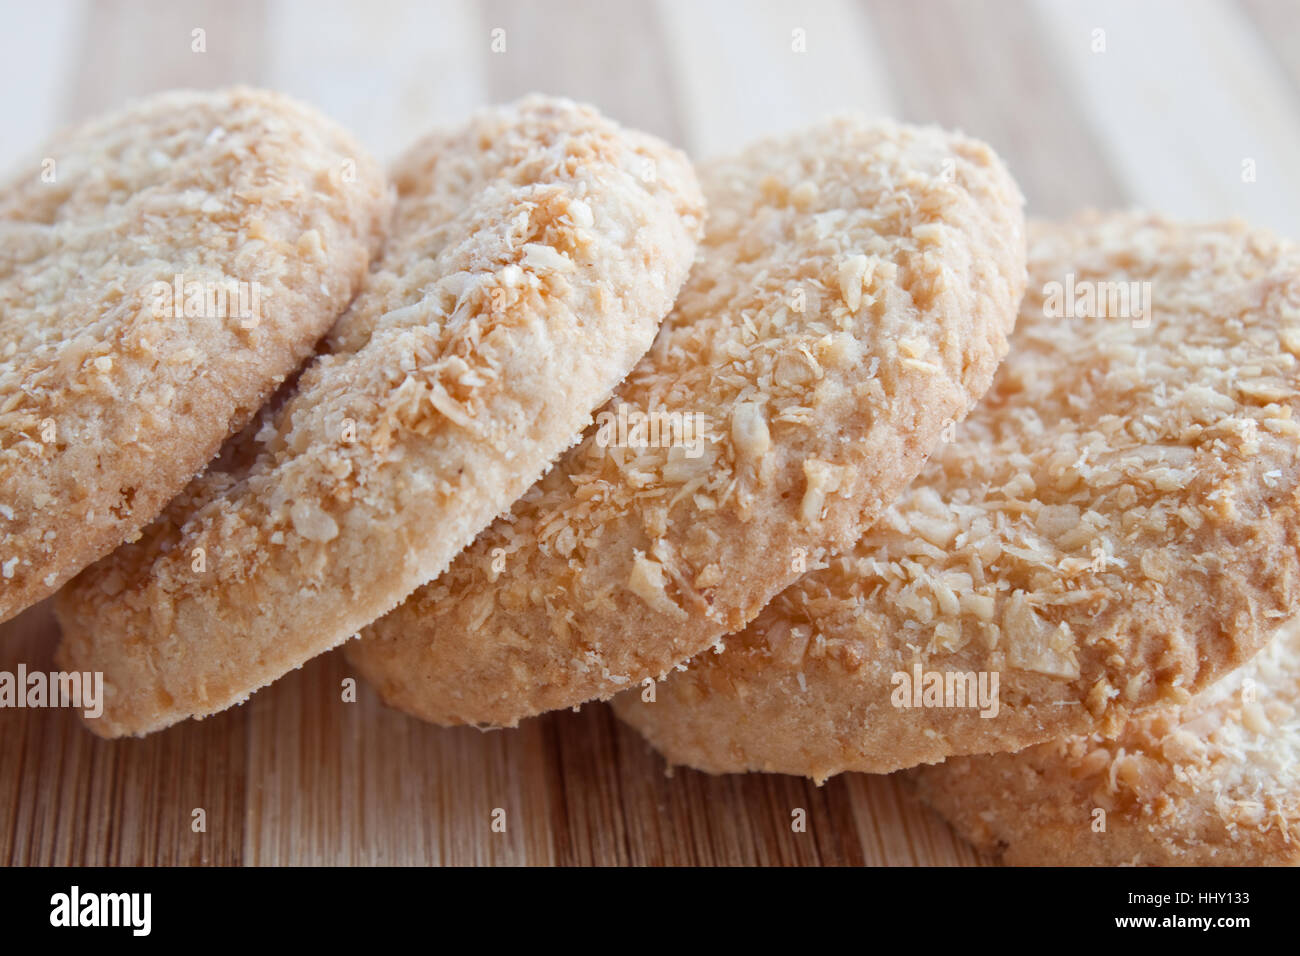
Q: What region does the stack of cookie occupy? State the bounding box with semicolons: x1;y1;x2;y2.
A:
3;87;1296;866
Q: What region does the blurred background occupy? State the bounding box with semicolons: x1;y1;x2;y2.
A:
3;0;1299;866
5;0;1300;237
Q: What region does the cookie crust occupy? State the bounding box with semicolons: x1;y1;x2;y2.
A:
349;117;1026;728
614;213;1300;780
911;619;1300;866
0;87;390;622
55;96;704;737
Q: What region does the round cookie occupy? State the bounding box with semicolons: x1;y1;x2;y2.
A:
347;117;1027;728
54;96;704;737
0;86;390;623
613;213;1300;781
911;618;1300;865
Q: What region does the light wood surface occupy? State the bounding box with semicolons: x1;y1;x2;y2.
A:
3;0;1299;866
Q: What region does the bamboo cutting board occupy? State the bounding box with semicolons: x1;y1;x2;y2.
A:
4;0;1300;865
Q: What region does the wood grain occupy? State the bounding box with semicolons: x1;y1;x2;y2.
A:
0;602;986;865
3;0;1299;866
864;0;1127;215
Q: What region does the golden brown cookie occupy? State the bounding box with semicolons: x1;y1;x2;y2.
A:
0;86;390;623
348;117;1026;728
55;96;704;737
911;618;1300;865
614;213;1300;781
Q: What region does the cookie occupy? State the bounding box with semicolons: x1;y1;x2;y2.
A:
54;95;704;737
0;86;389;623
911;618;1300;865
613;213;1300;781
347;117;1027;728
